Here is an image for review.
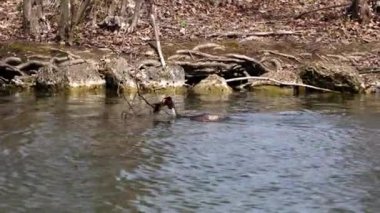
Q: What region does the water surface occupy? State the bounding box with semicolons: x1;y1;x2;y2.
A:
0;92;380;212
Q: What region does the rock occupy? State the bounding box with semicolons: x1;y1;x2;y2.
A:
299;63;362;93
36;60;105;91
192;74;233;95
136;63;186;90
103;57;137;92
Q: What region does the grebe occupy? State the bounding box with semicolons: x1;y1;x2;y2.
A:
155;96;226;122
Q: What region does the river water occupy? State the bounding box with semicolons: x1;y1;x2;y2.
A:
0;91;379;213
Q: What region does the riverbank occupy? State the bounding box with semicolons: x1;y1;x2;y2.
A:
1;0;380;95
1;39;379;95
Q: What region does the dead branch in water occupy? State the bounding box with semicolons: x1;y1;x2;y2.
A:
225;76;338;93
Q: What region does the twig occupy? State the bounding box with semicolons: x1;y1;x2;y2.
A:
150;5;166;68
294;3;349;19
225;76;338;93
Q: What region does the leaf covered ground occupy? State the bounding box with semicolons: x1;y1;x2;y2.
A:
1;0;379;49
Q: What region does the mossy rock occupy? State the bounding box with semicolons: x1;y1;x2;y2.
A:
300;62;362;93
192;74;233;95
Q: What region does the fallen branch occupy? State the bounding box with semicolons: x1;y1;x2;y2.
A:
294;3;350;19
225;76;337;93
151;5;166;69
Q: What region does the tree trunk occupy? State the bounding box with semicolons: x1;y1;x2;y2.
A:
58;0;72;43
23;0;48;38
120;0;129;17
23;0;32;33
128;0;144;32
347;0;371;23
72;0;93;26
108;0;120;16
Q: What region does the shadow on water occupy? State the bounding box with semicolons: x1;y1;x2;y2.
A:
0;90;380;212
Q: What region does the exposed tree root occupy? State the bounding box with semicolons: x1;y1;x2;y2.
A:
16;60;49;71
225;53;273;72
192;43;225;51
173;61;234;70
1;49;87;85
3;57;22;66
